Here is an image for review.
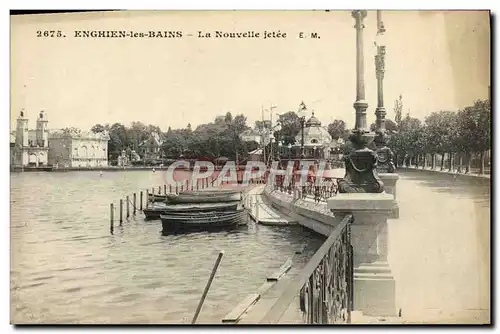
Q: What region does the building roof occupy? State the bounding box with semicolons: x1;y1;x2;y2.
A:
294;112;332;147
49;129;110;141
305;112;322;127
140;132;163;147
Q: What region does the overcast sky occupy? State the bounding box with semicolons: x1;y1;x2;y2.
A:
11;10;490;132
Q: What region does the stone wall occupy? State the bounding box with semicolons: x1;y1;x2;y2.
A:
262;186;343;236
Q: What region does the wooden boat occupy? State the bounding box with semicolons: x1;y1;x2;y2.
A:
165;191;242;204
143;201;240;220
160;209;246;233
148;189;241;203
148;194;169;202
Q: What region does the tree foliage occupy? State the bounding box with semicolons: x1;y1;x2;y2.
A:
327;119;350;140
386;99;490;170
274;111;300;145
85;98;490;171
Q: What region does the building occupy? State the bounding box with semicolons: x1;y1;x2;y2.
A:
138;132;163;162
240;129;262;144
11;110;49;168
293;112;333;159
48;128;110;168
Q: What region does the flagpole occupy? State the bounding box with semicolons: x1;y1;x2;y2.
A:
261;105;266;164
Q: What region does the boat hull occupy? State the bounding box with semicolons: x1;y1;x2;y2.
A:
143;201;240;220
165;192;242;204
148;190;242;203
160;210;246;234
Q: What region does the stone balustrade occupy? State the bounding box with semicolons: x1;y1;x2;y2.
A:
262;172;401;319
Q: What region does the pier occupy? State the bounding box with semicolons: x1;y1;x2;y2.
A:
218;168;489;324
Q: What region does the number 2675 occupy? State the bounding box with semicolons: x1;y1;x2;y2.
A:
36;30;64;38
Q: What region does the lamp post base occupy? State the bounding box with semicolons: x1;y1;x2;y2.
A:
338;131;384;194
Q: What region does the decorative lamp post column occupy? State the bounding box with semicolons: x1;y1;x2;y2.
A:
269;134;275;162
287;143;292;161
278;141;282;160
373;10;395;173
273;123;282;161
297;101;308;159
338;10;384;193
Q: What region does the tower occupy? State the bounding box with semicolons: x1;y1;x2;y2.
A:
36;110;48;148
15;109;29;148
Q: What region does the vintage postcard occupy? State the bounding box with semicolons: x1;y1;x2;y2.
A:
10;10;491;325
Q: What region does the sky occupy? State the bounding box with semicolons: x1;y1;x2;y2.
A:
10;10;490;132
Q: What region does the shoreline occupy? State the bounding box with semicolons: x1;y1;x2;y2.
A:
10;166;251;173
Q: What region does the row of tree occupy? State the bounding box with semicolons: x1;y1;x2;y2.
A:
387;95;491;174
89;95;490;173
89;111;354;163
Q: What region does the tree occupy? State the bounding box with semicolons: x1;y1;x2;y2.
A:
327;119;350;140
107;123;129;161
423;111;458;170
394;94;403;129
90;124;106;133
274;111;300;145
456;99;491;173
388;113;422;167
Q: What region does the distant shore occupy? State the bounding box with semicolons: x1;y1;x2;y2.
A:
10;165;250;173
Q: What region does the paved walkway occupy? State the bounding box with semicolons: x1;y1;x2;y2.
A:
245;185;297;225
230;169;490;324
388;169;490;323
403;166;490;179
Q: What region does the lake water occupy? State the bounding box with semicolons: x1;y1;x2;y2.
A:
10;171;324;324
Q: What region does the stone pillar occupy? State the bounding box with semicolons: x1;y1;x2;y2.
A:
378;173;399;219
328;193;397;317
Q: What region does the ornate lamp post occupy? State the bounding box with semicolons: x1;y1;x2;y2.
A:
269;133;275;162
297;101;308;159
278;141;282;160
338;10;384;194
287;143;292;160
373;10;395;173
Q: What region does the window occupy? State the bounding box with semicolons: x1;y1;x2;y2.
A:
311;139;318;144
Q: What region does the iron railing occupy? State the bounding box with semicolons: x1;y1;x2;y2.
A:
273;179;340;202
259;214;354;324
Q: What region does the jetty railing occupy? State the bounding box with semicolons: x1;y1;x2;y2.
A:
259;214;354;324
272;179;340;203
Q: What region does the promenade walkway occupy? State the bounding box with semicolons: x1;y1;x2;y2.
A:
388;169;490;323
238;168;490;324
245;185;297;225
402;166;490;179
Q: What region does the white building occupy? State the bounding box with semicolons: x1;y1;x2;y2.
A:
294;112;333;159
11;110;49;168
48;128;110;168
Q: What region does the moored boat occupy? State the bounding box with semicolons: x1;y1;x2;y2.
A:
143;201;240;220
160;209;246;234
148;189;241;203
165;191;242;204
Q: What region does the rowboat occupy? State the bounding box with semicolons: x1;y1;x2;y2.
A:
160;209;246;234
148;189;241;203
143;201;240;220
148;194;169;202
165;191;242;204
